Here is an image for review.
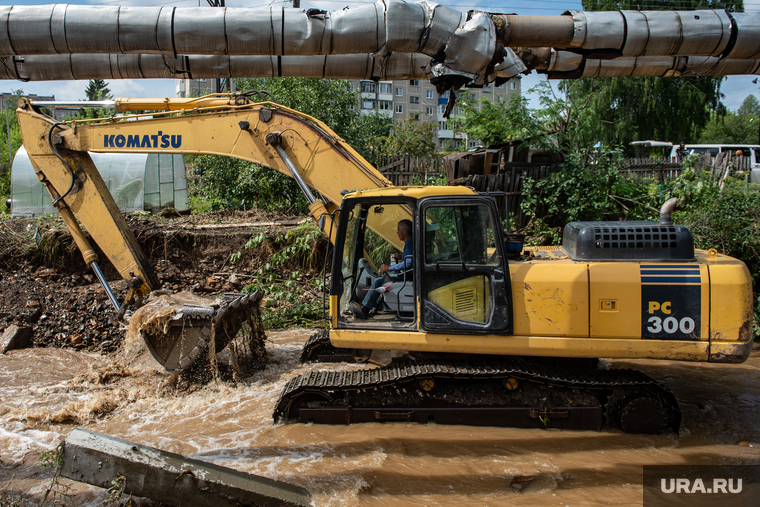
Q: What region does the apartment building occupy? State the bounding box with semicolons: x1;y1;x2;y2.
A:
175;78;235;98
348;77;521;149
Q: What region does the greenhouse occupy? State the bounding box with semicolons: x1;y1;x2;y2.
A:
9;146;189;217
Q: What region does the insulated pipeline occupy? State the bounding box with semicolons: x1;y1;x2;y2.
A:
0;54;430;81
3;51;760;82
0;2;758;59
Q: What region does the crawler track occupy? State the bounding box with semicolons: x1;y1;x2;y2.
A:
299;330;359;363
275;357;681;434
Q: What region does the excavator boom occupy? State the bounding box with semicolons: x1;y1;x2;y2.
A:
17;94;396;370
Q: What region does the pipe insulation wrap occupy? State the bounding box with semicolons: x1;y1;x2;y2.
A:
0;1;500;85
565;9;733;56
0;1;481;58
725;14;760;59
0;53;431;81
546;55;760;79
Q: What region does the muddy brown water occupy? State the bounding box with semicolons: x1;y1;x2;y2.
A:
1;330;759;506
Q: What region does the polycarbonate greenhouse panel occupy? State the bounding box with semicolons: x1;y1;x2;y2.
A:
10;146;188;217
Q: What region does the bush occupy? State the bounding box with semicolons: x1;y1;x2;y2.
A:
676;179;760;337
520;148;625;228
189;155;308;215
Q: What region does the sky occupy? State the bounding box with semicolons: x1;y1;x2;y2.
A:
1;0;759;113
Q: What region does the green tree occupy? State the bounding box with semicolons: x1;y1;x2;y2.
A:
737;94;760;117
377;118;437;157
455;80;596;155
235;77;358;139
190;77;367;214
84;79;111;101
699;95;760;144
457;94;540;147
349;112;394;166
576;0;740;154
0;90;25;211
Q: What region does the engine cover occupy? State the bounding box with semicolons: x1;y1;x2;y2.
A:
561;221;695;261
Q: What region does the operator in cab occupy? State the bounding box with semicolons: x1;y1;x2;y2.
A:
352;219;413;319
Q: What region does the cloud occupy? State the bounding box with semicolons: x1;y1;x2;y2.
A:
0;79;176;101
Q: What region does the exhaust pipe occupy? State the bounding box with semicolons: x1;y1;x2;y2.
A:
659;197;677;225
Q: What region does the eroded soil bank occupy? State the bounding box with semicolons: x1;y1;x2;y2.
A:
0;209;324;354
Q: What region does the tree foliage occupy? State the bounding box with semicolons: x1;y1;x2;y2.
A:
457;94;542;147
575;0;740;154
376;118;437;157
190;77;370;214
454;81;596;155
0;89;24;211
84;79;112;101
572;76;724;153
699;96;760;144
235;77;358;139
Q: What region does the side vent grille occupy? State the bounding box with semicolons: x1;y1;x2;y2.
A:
593;226;679;250
454;288;476;314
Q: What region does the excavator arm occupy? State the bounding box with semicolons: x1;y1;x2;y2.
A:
16;93;396;370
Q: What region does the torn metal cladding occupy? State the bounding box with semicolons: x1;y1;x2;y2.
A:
0;1;498;83
4;0;760;84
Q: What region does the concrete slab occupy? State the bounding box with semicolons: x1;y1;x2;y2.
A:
61;428;311;507
1;324;33;354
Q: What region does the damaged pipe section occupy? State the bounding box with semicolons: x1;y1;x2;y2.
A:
0;1;515;86
4;1;760;85
0;53;431;81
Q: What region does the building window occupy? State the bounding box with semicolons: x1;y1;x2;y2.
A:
410;112;421;120
198;78;206;82
379;100;392;110
410;96;420;104
362;100;375;110
426;106;433;115
509;82;517;90
395;104;403;113
379;83;391;94
346;83;354;91
498;83;504;89
409;80;420;86
395;87;403;97
426;90;434;99
482;86;491;93
361;81;376;93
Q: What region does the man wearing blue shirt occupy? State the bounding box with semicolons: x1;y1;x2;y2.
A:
353;219;413;319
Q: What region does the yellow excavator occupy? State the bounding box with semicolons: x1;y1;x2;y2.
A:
17;93;754;434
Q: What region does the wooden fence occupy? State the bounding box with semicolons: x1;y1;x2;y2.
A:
620;155;752;180
377;155;446;186
448;164;561;227
378;154;559;228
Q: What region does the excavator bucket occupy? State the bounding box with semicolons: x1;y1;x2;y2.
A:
127;291;265;372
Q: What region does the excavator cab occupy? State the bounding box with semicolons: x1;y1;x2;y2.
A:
331;188;512;334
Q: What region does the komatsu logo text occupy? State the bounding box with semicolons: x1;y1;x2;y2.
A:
103;132;182;149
